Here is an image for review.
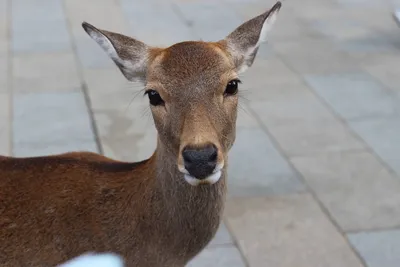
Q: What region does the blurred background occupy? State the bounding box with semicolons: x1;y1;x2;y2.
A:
1;0;400;266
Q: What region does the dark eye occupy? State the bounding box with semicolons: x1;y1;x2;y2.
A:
145;90;164;106
224;79;240;96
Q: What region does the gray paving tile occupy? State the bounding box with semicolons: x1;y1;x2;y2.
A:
225;194;364;267
11;0;71;53
215;0;260;3
93;107;154;138
89;84;145;112
291;151;400;232
349;116;400;176
175;1;243;41
273;39;359;74
0;0;7;40
231;4;321;41
100;127;157;162
263;117;365;156
88;85;151;137
247;83;334;124
391;0;400;6
12;52;81;92
90;82;156;162
13;141;98;157
269;21;323;42
120;0;195;45
0;38;6;56
13;91;95;146
248;83;368;156
348;230;400;267
309;19;375;41
0;93;10;155
304;72;400;120
227;127;305;197
336;0;388;7
75;37;116;69
352;9;398;33
295;5;342;22
0;0;9;92
0;55;7;92
187;246;246;267
235;109;260;128
239;57;304;88
208;222;234;247
12;0;65;21
254;43;275;60
364;60;400;94
350;52;400;68
83;68;131;92
12;27;71;54
64;0;132;69
0;0;7;92
337;38;397;53
64;0;129;38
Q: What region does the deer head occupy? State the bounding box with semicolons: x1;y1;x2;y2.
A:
82;2;281;186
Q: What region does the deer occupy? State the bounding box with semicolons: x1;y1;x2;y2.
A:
0;2;281;266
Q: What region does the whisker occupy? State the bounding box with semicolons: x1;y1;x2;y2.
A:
238;92;250;104
115;80;145;91
140;106;151;119
238;103;251;117
124;89;146;114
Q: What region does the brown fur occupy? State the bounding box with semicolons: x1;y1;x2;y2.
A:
0;2;281;266
0;150;225;267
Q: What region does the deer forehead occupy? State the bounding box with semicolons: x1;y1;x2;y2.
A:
146;41;236;94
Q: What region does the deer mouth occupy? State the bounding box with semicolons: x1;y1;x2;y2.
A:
178;164;224;186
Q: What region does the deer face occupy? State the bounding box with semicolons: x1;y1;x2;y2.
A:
82;2;281;186
145;41;239;186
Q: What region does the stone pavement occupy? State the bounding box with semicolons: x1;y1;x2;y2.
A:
1;0;400;266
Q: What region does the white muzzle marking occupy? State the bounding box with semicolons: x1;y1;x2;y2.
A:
179;163;224;186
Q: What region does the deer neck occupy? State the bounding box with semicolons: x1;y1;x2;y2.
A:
149;141;227;256
154;141;226;204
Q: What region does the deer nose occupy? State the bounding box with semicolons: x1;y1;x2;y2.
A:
182;144;218;179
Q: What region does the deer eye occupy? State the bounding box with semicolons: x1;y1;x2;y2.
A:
145;90;164;106
224;79;241;96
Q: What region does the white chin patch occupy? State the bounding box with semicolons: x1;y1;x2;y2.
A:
184;171;222;186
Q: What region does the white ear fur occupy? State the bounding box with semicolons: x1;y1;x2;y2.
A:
82;22;149;82
82;23;122;67
258;7;279;45
239;9;279;73
224;1;282;74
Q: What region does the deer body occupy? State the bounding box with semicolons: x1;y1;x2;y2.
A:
0;3;281;266
0;151;224;266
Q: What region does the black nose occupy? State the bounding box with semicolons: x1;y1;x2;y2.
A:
182;144;218;179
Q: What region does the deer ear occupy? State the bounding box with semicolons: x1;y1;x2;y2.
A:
223;1;282;73
82;22;149;82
